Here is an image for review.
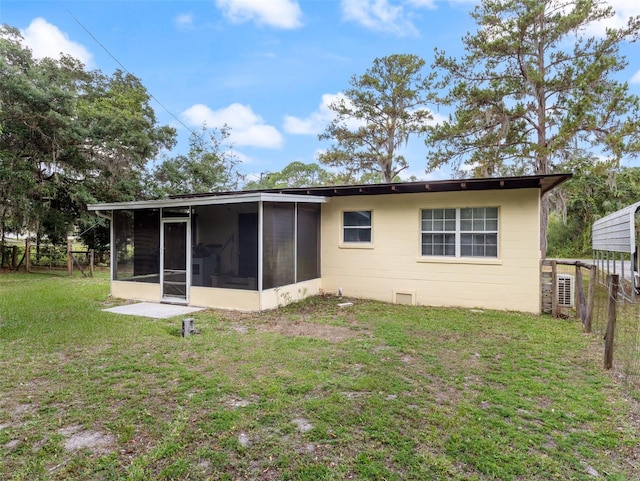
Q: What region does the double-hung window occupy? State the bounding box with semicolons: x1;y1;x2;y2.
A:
421;208;456;256
421;207;498;258
343;211;372;243
460;207;498;257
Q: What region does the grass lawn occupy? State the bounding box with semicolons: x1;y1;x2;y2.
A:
0;273;638;480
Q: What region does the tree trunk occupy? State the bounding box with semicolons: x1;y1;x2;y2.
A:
540;192;549;259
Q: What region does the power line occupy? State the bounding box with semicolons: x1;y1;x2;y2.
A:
64;5;254;181
65;6;196;135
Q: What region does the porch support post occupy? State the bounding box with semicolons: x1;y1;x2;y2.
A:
258;201;264;309
110;211;116;281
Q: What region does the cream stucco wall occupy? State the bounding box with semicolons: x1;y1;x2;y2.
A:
111;281;160;303
190;286;260;311
111;280;321;312
320;189;541;313
260;278;322;310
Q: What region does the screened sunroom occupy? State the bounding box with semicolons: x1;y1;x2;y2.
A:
88;192;324;311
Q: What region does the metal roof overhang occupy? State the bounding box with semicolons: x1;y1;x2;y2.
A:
87;192;328;211
170;173;572;199
88;173;572;212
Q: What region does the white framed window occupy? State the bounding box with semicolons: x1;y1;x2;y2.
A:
421;207;498;258
421;208;456;256
343;210;372;243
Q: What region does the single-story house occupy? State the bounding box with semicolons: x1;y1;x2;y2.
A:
87;173;570;314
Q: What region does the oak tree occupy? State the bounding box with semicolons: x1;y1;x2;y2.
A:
0;25;176;246
150;126;242;197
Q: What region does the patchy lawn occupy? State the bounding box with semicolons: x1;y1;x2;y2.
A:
0;273;638;480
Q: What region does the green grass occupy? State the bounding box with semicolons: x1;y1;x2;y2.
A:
0;272;638;480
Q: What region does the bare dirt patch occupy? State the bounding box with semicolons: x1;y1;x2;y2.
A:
59;425;115;454
254;319;361;343
210;297;368;343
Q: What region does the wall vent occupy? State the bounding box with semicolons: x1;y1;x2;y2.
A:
557;274;575;308
393;290;415;306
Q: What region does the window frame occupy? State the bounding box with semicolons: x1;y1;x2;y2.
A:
420;207;498;258
420;208;457;257
342;210;373;244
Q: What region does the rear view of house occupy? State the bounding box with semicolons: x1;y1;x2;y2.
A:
88;173;570;314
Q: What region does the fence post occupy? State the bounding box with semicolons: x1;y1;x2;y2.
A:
584;265;596;333
604;274;619;370
575;264;585;325
25;239;31;273
67;238;73;276
551;260;558;318
89;249;94;277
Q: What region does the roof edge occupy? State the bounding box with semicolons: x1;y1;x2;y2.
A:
88;173;573;210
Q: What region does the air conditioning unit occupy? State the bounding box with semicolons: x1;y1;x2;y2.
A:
557;274;575;308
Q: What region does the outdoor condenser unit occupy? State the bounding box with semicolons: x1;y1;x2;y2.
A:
557;274;575;308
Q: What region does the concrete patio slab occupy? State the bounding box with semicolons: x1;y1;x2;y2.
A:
103;302;204;319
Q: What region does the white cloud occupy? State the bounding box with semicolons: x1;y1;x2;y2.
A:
406;0;438;9
286;92;444;135
175;13;194;29
427;110;447;126
631;70;640;84
284;93;344;135
284;93;368;135
592;0;640;32
20;18;93;67
182;103;284;149
215;0;303;29
232;150;255;165
341;0;419;36
555;0;640;37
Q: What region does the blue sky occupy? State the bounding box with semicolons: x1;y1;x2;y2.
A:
2;0;640;183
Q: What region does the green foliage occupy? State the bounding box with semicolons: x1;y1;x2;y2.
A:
76;216;110;259
0;24;176;245
428;0;640;176
244;161;331;190
546;214;578;257
243;161;399;190
547;165;640;257
426;0;640;255
319;54;435;183
149;125;243;197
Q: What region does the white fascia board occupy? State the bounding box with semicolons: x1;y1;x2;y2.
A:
88;192;328;211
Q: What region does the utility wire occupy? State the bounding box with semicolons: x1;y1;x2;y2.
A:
65;5;254;182
65;6;196;135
